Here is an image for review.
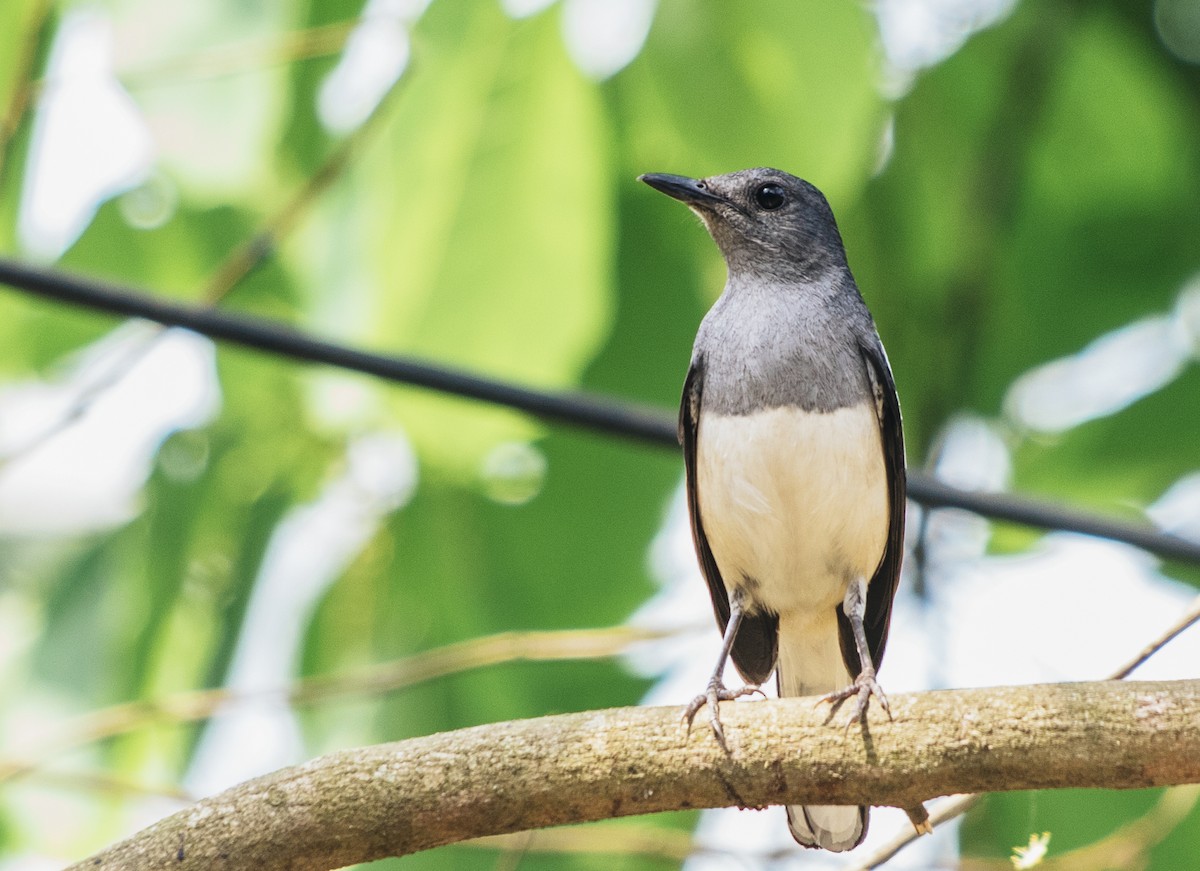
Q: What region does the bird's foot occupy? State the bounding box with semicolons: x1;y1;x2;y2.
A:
820;668;892;733
683;677;764;749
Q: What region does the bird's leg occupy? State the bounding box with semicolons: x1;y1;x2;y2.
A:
683;589;764;749
822;576;892;731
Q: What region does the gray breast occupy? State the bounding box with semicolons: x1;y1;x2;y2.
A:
693;276;875;415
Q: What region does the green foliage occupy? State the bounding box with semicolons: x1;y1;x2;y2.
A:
0;0;1198;867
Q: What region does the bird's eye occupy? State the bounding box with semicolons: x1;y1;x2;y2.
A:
753;183;787;210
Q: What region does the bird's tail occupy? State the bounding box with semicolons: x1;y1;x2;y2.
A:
777;612;868;852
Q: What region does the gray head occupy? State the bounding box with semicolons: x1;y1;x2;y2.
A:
640;168;848;282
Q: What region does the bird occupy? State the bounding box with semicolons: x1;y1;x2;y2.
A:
640;168;907;852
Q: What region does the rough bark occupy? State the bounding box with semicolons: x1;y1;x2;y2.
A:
68;679;1200;871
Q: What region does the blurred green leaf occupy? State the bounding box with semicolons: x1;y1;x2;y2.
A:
300;0;617;474
616;0;883;202
961;788;1165;861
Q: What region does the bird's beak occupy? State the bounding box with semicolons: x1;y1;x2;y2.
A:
639;173;727;208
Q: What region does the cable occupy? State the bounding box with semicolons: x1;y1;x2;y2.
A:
0;259;672;444
1;257;1198;565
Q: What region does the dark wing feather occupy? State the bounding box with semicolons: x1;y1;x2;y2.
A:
837;337;906;676
680;359;779;684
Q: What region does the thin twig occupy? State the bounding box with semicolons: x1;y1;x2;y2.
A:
0;323;164;471
468;821;707;864
849;592;1200;869
1111;592;1200;680
115;21;360;90
0;624;671;784
490;830;536;871
16;768;192;803
199;66;407;306
851;794;982;870
0;0;54;190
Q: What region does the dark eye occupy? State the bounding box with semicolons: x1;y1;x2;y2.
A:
753;183;787;210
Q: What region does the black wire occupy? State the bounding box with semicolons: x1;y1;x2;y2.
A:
910;477;1200;564
2;256;1198;566
0;259;673;443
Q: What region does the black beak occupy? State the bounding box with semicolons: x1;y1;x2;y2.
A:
639;173;727;208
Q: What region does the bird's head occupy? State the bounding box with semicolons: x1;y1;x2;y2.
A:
639;168;848;281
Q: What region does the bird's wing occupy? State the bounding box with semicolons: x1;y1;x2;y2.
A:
838;337;907;675
681;359;778;684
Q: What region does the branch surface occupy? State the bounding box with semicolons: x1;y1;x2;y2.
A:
68;679;1200;871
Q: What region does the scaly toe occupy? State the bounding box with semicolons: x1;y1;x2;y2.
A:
681;681;762;748
842;686;873;733
708;709;727;749
682;694;708;732
823;672;892;731
724;683;764;702
859;675;892;720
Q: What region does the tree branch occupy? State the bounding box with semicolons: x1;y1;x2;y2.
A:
68;679;1200;871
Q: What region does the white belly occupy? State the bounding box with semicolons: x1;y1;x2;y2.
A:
696;403;889;618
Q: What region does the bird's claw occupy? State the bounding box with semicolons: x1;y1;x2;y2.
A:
820;669;892;733
683;678;764;749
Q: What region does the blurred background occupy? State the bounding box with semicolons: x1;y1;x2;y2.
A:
1;0;1199;868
